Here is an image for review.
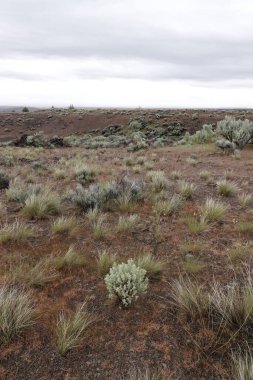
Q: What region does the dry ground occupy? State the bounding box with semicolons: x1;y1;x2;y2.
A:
0;141;253;379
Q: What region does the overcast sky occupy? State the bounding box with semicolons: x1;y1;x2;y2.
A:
1;0;253;108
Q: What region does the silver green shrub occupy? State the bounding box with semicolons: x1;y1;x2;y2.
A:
68;177;144;211
105;259;148;307
177;124;216;145
217;116;253;149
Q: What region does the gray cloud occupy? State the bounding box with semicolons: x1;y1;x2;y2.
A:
1;0;253;83
1;0;253;108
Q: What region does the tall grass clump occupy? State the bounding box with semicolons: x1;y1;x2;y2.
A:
51;216;77;235
239;193;252;209
147;171;168;193
171;277;209;318
96;250;117;275
153;194;183;217
217;180;238;197
232;353;253;380
134;253;164;280
199;198;228;222
54;246;85;270
178;180;196;199
22;187;61;219
117;214;140;233
56;303;96;355
0;220;34;244
0;285;35;342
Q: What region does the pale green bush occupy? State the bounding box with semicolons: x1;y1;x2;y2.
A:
105;259;148;307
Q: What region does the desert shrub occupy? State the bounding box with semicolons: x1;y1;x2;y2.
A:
26;133;47;147
171;277;209;318
96;250;117;275
217;116;253;149
6;180;40;204
217;180;238;197
0;286;35;341
178;124;216;145
117;214;140;233
0;220;34;244
74;165;96;184
105;259;148;307
128;133;148;152
199;198;228;222
56;303;96;354
22;188;61;219
69;177;143;212
147;171;168;192
135;253;164;280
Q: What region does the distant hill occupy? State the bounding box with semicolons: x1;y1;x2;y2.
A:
0;106;40;113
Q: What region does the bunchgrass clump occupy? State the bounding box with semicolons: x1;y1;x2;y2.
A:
147;171;168;193
199;170;211;180
54;246;85;270
56;303;96;355
171;277;209;318
199;198;228;222
134;253;164;280
96;250;117;275
0;285;35;342
91;213;108;239
171;170;181;180
178;180;196;199
217;180;238;197
0;220;34;244
117;214;140;233
232;353;253;380
236;221;253;233
22;188;61;219
153;194;183;217
183;216;208;234
210;277;253;329
9;258;58;288
228;245;253;263
51;216;77;235
239;193;252;209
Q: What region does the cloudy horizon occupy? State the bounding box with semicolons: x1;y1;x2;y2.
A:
1;0;253;108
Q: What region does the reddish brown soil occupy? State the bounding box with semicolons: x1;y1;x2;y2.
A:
0;128;253;379
1;108;253;141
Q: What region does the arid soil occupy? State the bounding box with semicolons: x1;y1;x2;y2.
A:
0;110;253;379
